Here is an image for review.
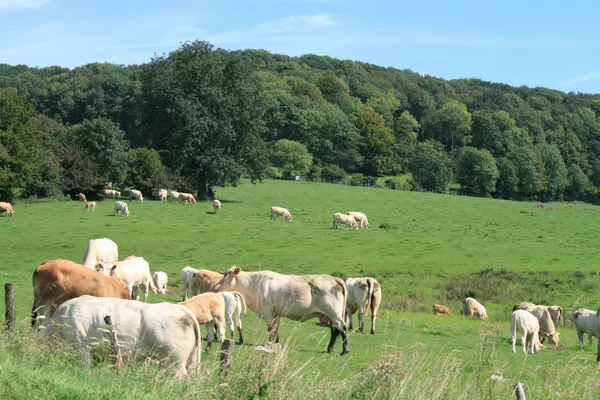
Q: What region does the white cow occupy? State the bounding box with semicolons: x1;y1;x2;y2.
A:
213;199;222;214
511;309;543;355
102;256;157;302
221;291;247;345
463;297;488;319
104;189;121;200
514;301;564;327
44;295;201;377
130;189;144;203
181;266;197;301
153;189;168;201
574;308;598;345
169;191;181;203
513;303;560;346
333;213;358;230
82;238;118;274
213;266;349;355
270;206;292;222
152;271;169;295
345;277;382;334
347;211;370;228
114;201;129;216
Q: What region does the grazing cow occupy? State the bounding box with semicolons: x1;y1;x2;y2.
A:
31;259;131;327
221;291;247;344
104;189;121;200
114;201;129;216
347;211;370;229
345;277;382;334
213;266;349;355
190;268;224;296
153;189;168;201
178;193;197;205
0;202;15;216
152;271;169;295
574;308;598;345
82;238;118;274
84;201;96;212
433;304;451;316
333;213;359;230
77;193;87;202
180;293;227;351
513;301;564;327
270;206;292;222
104;256;157;302
463;297;488;319
169;191;181;203
129;189;144;203
511;309;544;355
213;199;222;214
513;303;560;346
181;266;197;301
44;295;201;377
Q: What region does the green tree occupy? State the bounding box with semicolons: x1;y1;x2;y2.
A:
126;147;165;195
356;106;396;176
407;140;453;192
366;93;400;128
508;146;545;199
141;41;269;200
565;164;589;200
270;139;313;177
321;164;347;183
457;147;499;197
494;157;519;199
537;143;568;201
422;100;472;151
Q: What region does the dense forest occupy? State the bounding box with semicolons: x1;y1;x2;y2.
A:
2;40;600;202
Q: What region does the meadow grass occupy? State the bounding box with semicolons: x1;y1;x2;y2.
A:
2;179;600;398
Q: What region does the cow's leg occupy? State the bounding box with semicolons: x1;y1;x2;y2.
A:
357;308;365;334
577;329;584;344
225;310;235;340
339;325;349;355
205;323;215;352
511;333;516;353
235;303;244;345
143;284;149;303
370;305;378;335
589;333;593;345
522;333;527;355
237;325;244;345
215;320;226;343
326;326;339;353
347;312;353;331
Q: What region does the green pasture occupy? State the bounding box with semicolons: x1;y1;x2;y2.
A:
1;179;600;399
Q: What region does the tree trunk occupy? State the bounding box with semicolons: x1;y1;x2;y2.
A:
197;179;215;201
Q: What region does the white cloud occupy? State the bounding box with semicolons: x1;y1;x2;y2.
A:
0;0;50;11
560;72;600;89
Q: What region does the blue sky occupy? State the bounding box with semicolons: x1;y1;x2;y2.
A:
1;0;599;94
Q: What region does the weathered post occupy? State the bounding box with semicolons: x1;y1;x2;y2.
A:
5;283;14;331
514;382;526;400
104;315;123;371
220;338;234;376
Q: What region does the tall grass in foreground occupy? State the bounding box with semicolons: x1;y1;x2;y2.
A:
2;318;600;400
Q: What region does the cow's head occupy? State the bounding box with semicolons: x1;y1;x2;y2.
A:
213;265;241;292
542;331;560;347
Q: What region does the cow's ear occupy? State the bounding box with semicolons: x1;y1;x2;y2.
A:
110;265;117;273
233;266;241;275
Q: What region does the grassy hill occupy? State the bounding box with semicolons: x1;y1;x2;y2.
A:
1;180;600;399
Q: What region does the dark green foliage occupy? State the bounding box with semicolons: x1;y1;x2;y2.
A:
356;106;396;176
270;139;312;177
321;164;347;183
407;140;453;192
126;147;165;196
457;147;498;197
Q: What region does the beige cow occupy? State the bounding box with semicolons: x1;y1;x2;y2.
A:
77;193;87;202
104;189;121;200
180;293;227;351
213;199;222;214
82;238;118;273
0;202;15;216
511;309;544;355
178;193;197;205
130;189;144;203
346;277;382;334
513;301;564;327
347;211;370;228
114;201;129;216
105;256;158;302
84;202;96;212
463;297;488;319
333;213;359;230
513;303;560;347
433;304;451;316
190;268;224;296
270;206;292;222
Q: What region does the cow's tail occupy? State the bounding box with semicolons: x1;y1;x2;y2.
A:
183;307;202;373
334;277;348;327
363;278;374;316
233;291;247;314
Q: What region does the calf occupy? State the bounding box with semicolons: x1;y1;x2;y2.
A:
213;199;222;214
333;213;358;230
511;309;544;355
180;293;227;351
44;295;201;377
0;202;15;216
31;259;131;327
104;256;157;302
152;271;169;295
574;308;598;345
84;202;96;212
433;304;451;316
347;211;370;228
270;206;292;222
463;297;488;319
114;201;129;216
346;277;382;334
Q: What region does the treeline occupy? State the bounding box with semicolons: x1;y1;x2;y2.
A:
1;40;600;202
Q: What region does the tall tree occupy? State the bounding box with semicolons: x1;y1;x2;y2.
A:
355;106;396;176
270;139;313;177
537;143;568;201
141;41;269;199
407;140;453;192
457;147;499;197
422;100;472;151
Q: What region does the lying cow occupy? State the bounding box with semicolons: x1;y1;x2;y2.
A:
511;309;544;355
84;201;96;212
463;297;488;319
129;189;144;203
104;189;121;200
0;202;15;216
83;238;118;274
114;201;129;216
433;304;451;316
333;213;358;230
31;259;131;327
574;308;598;345
347;211;370;228
152;271;169;295
270;206;292;222
44;295;201;377
178;193;197;205
77;193;87;202
213;266;349;355
104;256;157;302
181;266;197;300
346;277;382;334
213;199;222;214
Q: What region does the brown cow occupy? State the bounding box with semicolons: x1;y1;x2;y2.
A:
433;304;451;316
77;193;87;202
0;202;15;216
178;193;197;205
31;259;131;327
190;268;224;296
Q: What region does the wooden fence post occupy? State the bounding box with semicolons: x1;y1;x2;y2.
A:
5;283;14;331
514;382;526;400
220;339;233;376
104;315;123;372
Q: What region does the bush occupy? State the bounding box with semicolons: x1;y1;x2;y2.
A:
321;165;347;183
305;164;322;182
348;173;365;186
363;176;378;187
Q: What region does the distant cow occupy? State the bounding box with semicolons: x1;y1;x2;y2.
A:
333;213;358;230
346;277;382;334
463;297;488;319
511;309;544;355
84;202;96;212
130;189;144;203
152;271;168;295
153;189;168;201
178;193;197;205
106;256;157;302
169;191;181;203
347;211;370;228
114;201;129;216
77;193;87;202
104;189;121;200
270;206;292;222
181;266;197;301
213;199;222;214
213;266;349;355
44;295;201;377
574;308;598;345
0;202;15;216
31;259;131;327
433;304;451;316
82;238;118;274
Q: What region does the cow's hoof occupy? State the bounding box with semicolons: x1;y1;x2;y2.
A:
238;340;244;345
325;347;334;354
370;330;375;335
340;350;350;356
